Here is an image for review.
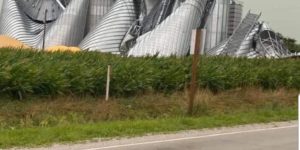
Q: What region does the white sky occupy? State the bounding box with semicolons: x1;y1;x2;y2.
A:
241;0;300;42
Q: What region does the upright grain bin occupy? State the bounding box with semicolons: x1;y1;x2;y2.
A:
204;0;230;53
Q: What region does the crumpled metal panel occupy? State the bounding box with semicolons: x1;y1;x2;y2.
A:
120;0;184;53
0;0;44;47
235;24;260;57
37;0;89;48
257;29;290;58
208;12;260;57
220;12;261;56
79;0;136;53
207;13;290;58
128;0;206;56
140;0;176;34
128;0;208;57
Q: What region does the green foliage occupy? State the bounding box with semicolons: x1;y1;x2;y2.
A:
0;48;299;98
276;33;300;53
282;37;300;53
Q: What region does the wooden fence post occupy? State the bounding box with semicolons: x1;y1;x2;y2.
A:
105;65;111;101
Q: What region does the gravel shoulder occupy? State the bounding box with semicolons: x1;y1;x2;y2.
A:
21;121;298;150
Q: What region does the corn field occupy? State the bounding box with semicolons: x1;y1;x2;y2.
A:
0;48;299;99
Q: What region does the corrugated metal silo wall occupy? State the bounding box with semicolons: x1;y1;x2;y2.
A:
0;0;44;47
85;0;116;34
204;0;230;52
37;0;90;48
0;0;3;21
79;0;137;53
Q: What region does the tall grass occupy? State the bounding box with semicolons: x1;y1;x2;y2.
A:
0;48;299;98
0;88;297;148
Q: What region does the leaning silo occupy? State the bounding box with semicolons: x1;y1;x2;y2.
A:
85;0;116;34
204;0;230;53
0;0;44;47
37;0;90;48
80;0;137;53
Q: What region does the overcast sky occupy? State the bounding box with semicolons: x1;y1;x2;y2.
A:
241;0;300;42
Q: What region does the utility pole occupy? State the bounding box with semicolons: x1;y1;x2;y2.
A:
42;9;48;51
188;29;201;115
188;29;205;115
187;0;213;115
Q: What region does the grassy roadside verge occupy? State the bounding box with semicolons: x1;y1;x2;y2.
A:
0;88;298;148
0;106;297;148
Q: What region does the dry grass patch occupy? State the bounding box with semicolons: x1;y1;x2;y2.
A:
191;87;297;115
0;88;297;129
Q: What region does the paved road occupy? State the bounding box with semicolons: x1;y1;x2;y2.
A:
105;126;297;150
27;121;298;150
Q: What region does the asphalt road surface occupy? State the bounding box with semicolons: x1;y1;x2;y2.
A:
26;121;298;150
